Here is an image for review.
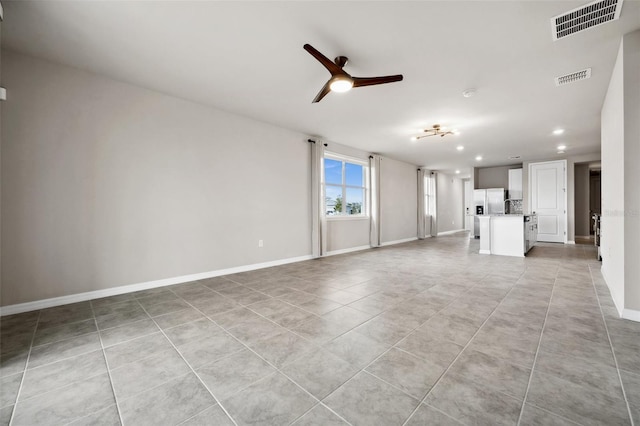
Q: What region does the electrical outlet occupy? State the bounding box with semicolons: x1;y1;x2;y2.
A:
258;240;264;248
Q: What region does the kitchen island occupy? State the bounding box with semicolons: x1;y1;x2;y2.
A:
477;214;537;257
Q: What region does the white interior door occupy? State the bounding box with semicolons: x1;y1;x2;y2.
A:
529;160;567;243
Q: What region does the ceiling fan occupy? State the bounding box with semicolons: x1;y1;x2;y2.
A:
303;44;404;103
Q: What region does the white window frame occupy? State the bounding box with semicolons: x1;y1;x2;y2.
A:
323;152;369;220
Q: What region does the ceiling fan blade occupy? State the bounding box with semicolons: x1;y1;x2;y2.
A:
304;44;342;75
312;80;332;103
352;75;404;88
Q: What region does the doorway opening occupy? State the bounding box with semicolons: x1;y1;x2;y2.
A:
574;162;601;245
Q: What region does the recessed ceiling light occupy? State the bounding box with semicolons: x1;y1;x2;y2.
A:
462;89;476;98
557;144;567;150
456;146;464;151
410;136;417;141
475;155;483;161
553;129;565;135
455;170;461;174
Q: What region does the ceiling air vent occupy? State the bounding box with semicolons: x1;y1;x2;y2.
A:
551;0;624;41
555;68;592;86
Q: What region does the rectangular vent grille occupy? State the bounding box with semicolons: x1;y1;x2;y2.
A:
551;0;624;40
555;68;592;86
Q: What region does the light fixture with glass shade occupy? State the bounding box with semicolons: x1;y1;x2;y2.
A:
329;75;354;93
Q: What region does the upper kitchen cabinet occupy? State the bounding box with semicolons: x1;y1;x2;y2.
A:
508;168;523;200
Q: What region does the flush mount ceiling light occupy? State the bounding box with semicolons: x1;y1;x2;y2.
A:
329;75;354;93
412;124;456;140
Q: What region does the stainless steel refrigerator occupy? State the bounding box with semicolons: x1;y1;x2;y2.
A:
473;188;507;238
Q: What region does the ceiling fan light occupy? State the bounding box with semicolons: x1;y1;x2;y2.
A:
329;77;354;93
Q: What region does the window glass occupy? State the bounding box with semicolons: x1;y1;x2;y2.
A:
323;154;367;217
345;163;363;187
324;158;342;185
346;187;364;215
325;185;342;216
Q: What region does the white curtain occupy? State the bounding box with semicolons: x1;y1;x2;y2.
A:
310;140;327;257
429;171;438;237
369;155;382;247
417;169;428;239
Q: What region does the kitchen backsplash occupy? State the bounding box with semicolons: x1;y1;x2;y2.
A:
507;199;523;214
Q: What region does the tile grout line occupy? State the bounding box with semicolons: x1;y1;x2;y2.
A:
515;262;561;425
291;271;496;425
167;291;355;426
588;263;636;426
7;310;42;426
132;299;240;426
402;267;547;426
524;402;584;426
88;301;126;426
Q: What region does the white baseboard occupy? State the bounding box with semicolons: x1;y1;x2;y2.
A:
0;255;313;317
479;249;491;255
566;240;576;245
622;309;640;323
380;237;418;247
325;245;371;257
437;229;466;236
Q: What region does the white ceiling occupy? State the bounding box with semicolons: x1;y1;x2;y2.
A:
3;1;640;175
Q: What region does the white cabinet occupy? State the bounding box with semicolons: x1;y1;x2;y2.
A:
508;168;523;200
525;215;538;253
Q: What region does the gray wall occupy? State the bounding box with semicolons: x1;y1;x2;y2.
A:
437;173;464;234
622;30;640;312
323;142;418;253
1;51;312;306
475;165;521;189
1;50;422;306
380;157;417;244
324;143;371;253
574;164;591;237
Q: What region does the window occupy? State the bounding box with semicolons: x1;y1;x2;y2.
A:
324;154;367;216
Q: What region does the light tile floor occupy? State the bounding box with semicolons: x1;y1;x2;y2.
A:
1;234;639;425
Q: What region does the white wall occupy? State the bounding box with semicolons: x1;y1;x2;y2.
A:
1;51;312;306
601;40;627;313
436;173;464;234
601;30;640;316
380;157;417;244
622;31;640;313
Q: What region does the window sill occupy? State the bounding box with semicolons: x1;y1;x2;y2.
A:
326;215;370;221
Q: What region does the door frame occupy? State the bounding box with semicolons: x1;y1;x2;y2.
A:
528;159;568;244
